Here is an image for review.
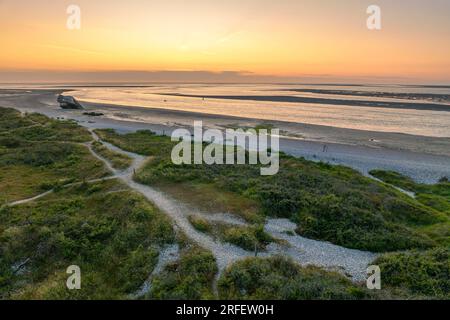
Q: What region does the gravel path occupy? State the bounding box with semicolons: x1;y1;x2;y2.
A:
7;175;118;207
6;136;131;208
132;244;180;298
8;190;55;207
193;213;377;282
89;131;252;272
86;133;377;283
264;219;377;282
4;128;379;285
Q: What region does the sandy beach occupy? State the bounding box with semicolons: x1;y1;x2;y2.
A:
1;88;449;183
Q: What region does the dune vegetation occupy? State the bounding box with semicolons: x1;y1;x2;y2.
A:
0;108;173;299
1;108;448;300
374;248;449;299
95;128;449;299
0;108;109;204
218;256;371;300
91;141;132;170
370;170;449;247
95;128;447;253
147;246;218;300
0;179;177;299
188;215;274;252
0;108;216;300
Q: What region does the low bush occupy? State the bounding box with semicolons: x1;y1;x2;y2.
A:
148;247;217;300
218;256;371;300
0;181;176;299
188;215;212;233
91;141;132;170
374;248;449;299
221;225;273;252
0;108;110;202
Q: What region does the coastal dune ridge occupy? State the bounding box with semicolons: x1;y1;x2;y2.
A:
0;85;449;184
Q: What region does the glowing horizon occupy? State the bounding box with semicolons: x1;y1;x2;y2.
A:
1;0;450;83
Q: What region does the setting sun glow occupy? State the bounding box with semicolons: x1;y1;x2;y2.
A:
1;0;450;83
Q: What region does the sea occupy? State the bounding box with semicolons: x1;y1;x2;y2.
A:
3;83;450;137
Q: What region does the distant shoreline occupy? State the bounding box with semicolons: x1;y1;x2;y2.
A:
280;88;450;104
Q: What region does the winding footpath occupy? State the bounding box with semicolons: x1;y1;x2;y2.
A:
87;131;378;283
7;131;378;288
8;175;118;207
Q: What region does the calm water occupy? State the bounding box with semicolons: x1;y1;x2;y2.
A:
63;84;450;138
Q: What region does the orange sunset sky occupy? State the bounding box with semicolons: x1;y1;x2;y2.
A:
1;0;450;83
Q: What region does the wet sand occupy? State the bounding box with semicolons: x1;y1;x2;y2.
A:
159;92;450;112
281;89;450;104
1;89;449;183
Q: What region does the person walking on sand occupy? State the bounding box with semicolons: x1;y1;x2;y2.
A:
323;144;328;153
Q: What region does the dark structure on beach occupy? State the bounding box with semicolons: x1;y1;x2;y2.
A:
83;111;104;117
57;95;84;109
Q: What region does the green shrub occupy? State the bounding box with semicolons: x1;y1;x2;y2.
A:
149;247;217;300
188;215;212;233
374;248;450;298
220;225;273;252
223;227;258;251
91;141;132;170
95;129;173;158
116;247;159;293
0;181;176;299
370;170;417;192
218;256;371;300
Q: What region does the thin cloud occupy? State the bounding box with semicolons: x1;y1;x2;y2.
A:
39;44;106;56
